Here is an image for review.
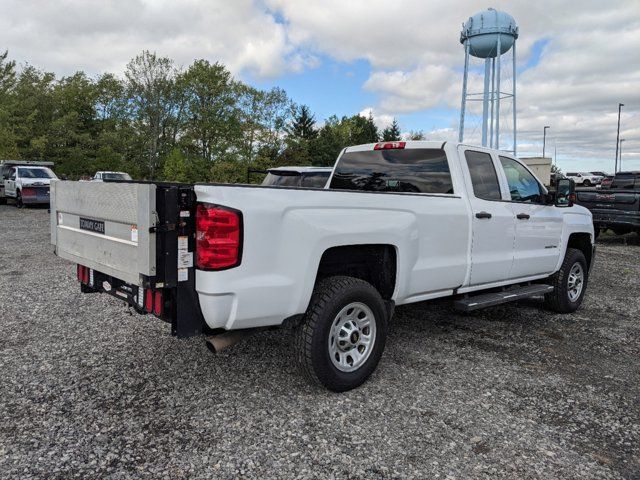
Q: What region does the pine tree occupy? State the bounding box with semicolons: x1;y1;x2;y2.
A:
381;118;401;141
287;104;317;140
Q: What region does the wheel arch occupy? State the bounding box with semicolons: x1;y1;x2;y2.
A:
315;244;397;300
567;232;593;271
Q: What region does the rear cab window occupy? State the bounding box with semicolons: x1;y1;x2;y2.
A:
330;147;454;194
464;150;501;200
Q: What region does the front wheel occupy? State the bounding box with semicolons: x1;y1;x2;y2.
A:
544;248;588;313
583;179;591;187
15;190;23;208
294;276;389;392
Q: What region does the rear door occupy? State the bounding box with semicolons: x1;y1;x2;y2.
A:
459;147;516;286
498;156;562;277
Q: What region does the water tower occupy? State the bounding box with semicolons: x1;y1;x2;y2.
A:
458;8;519;153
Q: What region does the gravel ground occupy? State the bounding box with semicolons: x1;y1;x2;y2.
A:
0;205;639;479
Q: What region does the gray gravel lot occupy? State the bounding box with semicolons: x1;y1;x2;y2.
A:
0;205;639;479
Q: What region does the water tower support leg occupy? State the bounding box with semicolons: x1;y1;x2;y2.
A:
459;43;470;142
496;34;502;150
482;58;491;147
512;41;517;155
490;57;495;148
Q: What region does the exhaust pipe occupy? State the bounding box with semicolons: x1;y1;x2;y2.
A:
205;329;257;354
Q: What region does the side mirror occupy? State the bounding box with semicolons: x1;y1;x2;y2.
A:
555;178;575;207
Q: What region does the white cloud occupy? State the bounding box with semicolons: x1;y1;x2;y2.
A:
0;0;303;78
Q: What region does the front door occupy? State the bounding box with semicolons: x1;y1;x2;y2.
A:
460;147;516;286
498;156;562;277
4;167;16;197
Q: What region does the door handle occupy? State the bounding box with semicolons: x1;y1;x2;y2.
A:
475;211;492;219
516;213;531;220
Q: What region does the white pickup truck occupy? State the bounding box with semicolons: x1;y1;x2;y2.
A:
50;141;594;391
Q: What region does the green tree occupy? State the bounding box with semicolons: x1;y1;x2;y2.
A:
0;50;18;157
179;60;240;164
162;148;208;183
381;118;401;141
408;130;425;141
125;51;182;178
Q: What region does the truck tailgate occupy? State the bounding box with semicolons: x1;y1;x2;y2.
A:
50;180;156;285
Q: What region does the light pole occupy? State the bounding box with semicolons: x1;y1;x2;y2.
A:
543;126;550;158
614;103;624;172
619;138;625;172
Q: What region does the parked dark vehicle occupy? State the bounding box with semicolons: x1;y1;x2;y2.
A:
599;175;614;189
575;171;640;237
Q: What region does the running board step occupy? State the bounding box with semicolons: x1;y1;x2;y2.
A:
454;285;554;312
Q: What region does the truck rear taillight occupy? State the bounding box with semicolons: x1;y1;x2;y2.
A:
77;264;89;284
196;203;242;270
145;289;153;313
374;141;406;150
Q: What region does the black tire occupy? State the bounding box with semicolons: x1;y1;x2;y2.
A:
294;276;389;392
544;248;588;313
583;179;591;187
15;190;23;208
594;228;600;240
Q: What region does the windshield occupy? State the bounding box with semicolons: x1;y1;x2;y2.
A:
102;172;131;181
17;167;56;179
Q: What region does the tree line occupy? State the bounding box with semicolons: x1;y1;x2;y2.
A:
0;50;422;183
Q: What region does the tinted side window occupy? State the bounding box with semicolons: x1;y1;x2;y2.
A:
301;173;330;188
499;156;542;203
464;150;501;200
330;148;454;194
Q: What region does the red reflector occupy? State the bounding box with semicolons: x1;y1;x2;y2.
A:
77;264;82;282
196;203;242;270
145;289;153;313
374;141;406;150
153;291;163;316
22;187;36;197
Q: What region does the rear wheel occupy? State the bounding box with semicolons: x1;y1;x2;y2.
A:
544;248;588;313
583;179;591;187
594;228;600;240
294;276;389;392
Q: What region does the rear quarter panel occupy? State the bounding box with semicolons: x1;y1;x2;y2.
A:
194;185;470;330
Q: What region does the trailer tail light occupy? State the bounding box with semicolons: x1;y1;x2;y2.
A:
145;289;153;313
153;291;163;316
196;203;242;270
374;141;406;150
77;264;83;282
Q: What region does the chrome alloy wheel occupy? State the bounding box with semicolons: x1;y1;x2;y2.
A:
567;262;584;302
328;302;377;373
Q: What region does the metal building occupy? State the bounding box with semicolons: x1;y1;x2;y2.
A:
458;8;519;153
